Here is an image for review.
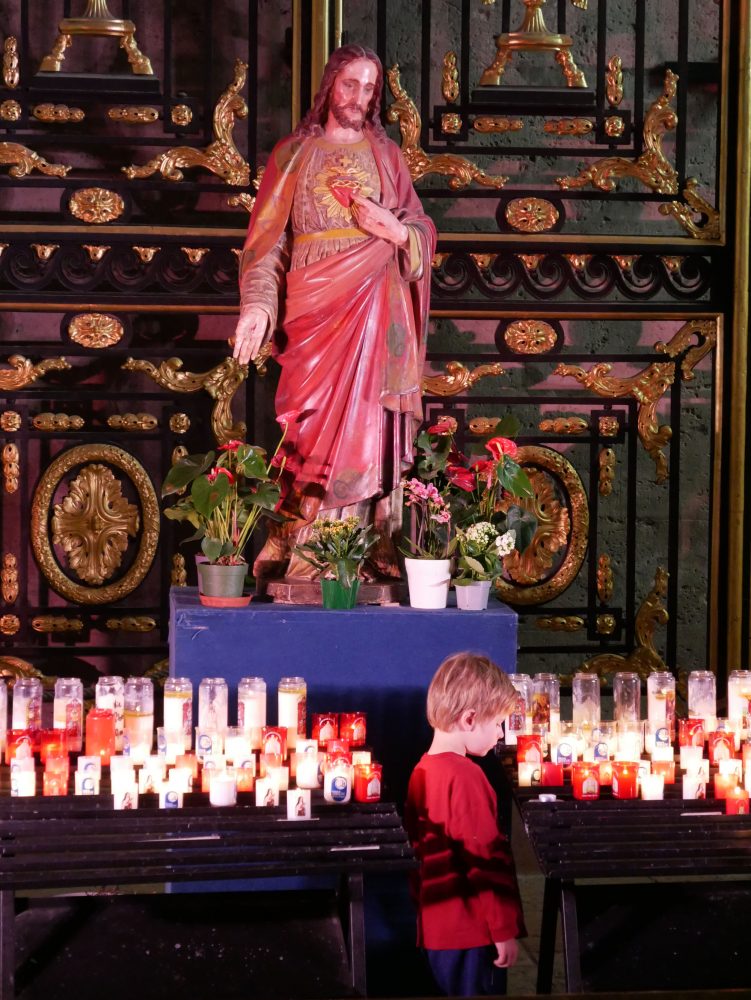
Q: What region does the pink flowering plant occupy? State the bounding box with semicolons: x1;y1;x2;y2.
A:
161;420;292;565
401;478;453;558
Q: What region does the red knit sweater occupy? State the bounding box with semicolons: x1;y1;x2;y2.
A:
404;752;526;949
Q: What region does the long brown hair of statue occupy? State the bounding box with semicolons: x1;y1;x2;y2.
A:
292;44;387;141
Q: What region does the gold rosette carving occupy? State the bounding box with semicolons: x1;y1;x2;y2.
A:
506;197;559;233
123;60;250;186
0;411;21;432
596;614;616;635
171;104;193;126
0;101;21;121
495;446;589;606
0;355;69;389
68;313;123;348
422;361;505;397
0;615;20;636
3;445;19;493
441;113;462;134
555;360;674;483
31;444;159;604
69;188;125;224
539;417;588;435
169;413;190;434
604;117;625;138
2;554;19;604
597;554;614;602
386;65;508;190
123;357;247;445
0;143;70;177
557;70;678;194
598;415;619;437
505;320;557;354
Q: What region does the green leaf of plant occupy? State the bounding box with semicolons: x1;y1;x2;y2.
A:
492;414;520;438
201;537;223;562
506;505;538;551
161;452;215;496
498;459;535;498
249;481;282;511
463;555;486;577
191;474;229;518
238;447;269;480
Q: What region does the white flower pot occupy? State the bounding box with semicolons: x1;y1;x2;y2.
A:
455;580;493;611
404;558;451;609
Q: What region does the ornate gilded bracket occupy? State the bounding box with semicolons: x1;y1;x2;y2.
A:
555;360;674;484
556;70;678;194
442;51;459;104
660;178;721;240
0;355;70;390
0;142;71;178
605;55;623;107
577;567;669;680
386;66;508;190
655;318;718;381
122;357;247;445
123;60;250;186
422;361;505;397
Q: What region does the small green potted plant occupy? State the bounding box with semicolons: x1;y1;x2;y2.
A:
294;516;378;609
161;438;284;605
451;521;517;610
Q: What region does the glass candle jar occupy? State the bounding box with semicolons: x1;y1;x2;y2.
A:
278;676;306;751
727;670;751;726
647;671;676;734
323;756;353;804
163;677;193;745
516;733;543;764
572;673;601;730
53;677;83;752
238;676;266;739
532;673;560;735
12;677;43;731
85;707;116;764
124;676;154;762
339;712;366;748
505;674;531;746
198;677;228;734
613;671;641;723
311;713;338;746
611;760;639;799
687;670;716;731
353;762;382;802
95;676;125;751
571;761;600;800
678;718;705;747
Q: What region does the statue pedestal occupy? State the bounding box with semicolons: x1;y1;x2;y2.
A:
169;587;518;804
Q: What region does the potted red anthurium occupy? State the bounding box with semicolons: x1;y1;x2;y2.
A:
161;418;292;603
405;414;537;610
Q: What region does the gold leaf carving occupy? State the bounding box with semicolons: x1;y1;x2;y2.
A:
495;446;589;605
599;447;616;496
596;614;616;635
0;355;69;389
105;616;156;632
565;253;592;272
107;413;158;431
557;70;678;193
2;554;19;604
604;116;625;138
597;553;614;602
169;413;190;434
227;193;255;214
470;253;494;271
69;187;125;224
544;118;593;136
442;51;459;104
539;417;588;435
32;244;59;261
33;103;84;123
431;252;449;269
0;615;20;636
579;568;668;680
3;444;19;493
31;444;159;604
613;254;636;271
598;415;619;437
473;116;523;133
660;178;721;240
0;411;21;432
52;464;140;585
123;60;250;186
0;100;21;121
108;106;159;124
655;318;718;382
132;245;159;263
555;360;674;483
0;656;43;679
33;413;85;431
123;357;247;444
606;55;623;107
32;616;83;633
3;37;19;89
0;143;70;177
171;104;193;126
441;113;462;134
182;247;209;264
68;313;123;348
82;245;111;262
172;446;188;464
468;418;501;435
536;616;584;632
506;197;559;233
505;320;557;354
518;253;545;270
422;361;505;397
386;65;507;190
171;553;187;587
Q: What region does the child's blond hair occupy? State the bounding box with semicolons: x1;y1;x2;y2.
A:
426;651;517;730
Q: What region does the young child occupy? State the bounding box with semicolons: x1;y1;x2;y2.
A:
404;652;526;997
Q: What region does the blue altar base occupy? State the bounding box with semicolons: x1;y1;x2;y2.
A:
169;587;518;805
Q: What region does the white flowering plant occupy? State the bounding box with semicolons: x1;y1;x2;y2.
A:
451;521;517;585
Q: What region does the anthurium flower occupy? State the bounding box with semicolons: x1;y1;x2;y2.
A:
486;436;518;460
206;466;235;484
427;415;458;436
218;439;244;452
446;464;476;492
276;409;302;427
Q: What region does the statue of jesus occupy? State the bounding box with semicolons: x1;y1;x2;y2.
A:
232;44;436;584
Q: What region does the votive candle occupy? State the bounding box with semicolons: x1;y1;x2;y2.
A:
726;787;750;815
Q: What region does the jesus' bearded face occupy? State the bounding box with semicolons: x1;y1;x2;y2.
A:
327;57;378;133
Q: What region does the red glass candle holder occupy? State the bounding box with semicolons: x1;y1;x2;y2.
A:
258;752;283;778
611;761;639;799
339;712;366;748
175;753;199;780
713;773;738;800
4;730;36;764
516;734;543;764
261;726;287;758
598;760;614;786
39;729;68;763
85;708;116;764
540;762;564;786
725;787;750;815
45;750;70;776
678;718;705;747
236;766;255;792
325;740;350;765
708;730;734;765
353;762;382;802
571;761;600;800
43;772;68;797
311;713;338;746
651;759;676;784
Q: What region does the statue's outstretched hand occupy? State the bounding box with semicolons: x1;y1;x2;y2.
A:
351;194;409;247
231;306;269;365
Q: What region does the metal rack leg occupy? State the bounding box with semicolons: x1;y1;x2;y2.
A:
536;877;560;994
0;890;14;1000
560;881;582;993
342;873;367;997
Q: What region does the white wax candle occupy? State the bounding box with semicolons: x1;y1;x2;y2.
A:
517;762;541;787
138;769;161;794
640;774;665;800
255;777;279;807
10;757;34;773
195;728;223;759
167;767;193;791
296;754;321;789
719;758;743;779
113;784;139;809
209;771;237;807
323;764;352;804
651;746;674;762
682;773;706;799
266;765;289;791
74;771;100;795
684;758;710;782
77;756;102;777
11;771;36;796
679;745;703;770
109;755;134;776
351;750;372;766
159;784;183;809
225;732;252;764
286;788;311;820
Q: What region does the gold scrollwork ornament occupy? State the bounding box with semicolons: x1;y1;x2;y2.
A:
0;143;70;177
539;417;588;435
33;413;85;431
506;197;559;233
107;106;159;124
606;55;624;107
660;178;721;240
32;616;83;633
544;119;593;136
597;553;614;602
2;444;19;493
31;444;159;604
0;355;69;389
123;60;250;186
504;320;557;354
599;447;616;496
0;411;21;432
68;313;123;348
105;616;156;632
32;244;59;262
107;413;158;431
182;247;209;265
655;318;718;382
39;0;153;75
442;51;459;104
422;361;505;397
82;245;111;262
536;616;584;632
3;37;20;89
2;554;19;604
132;246;159;263
518;253;545;271
69;188;125;224
473;117;523;134
386;65;507;190
33;104;84;123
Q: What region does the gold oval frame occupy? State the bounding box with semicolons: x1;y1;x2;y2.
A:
496;445;589;606
31;444;159;605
